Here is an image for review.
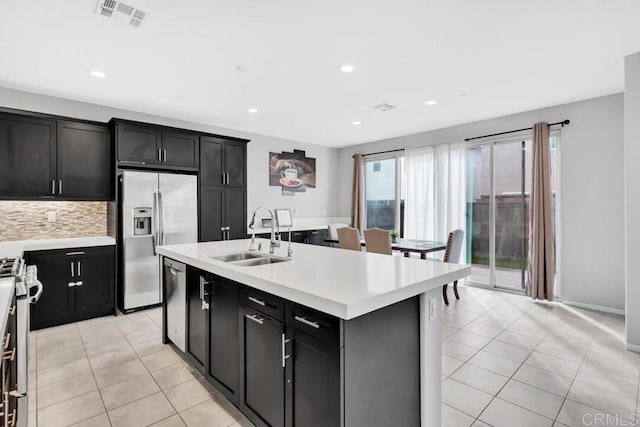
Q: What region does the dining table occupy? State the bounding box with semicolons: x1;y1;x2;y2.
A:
324;237;447;259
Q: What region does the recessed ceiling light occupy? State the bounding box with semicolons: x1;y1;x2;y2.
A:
459;93;468;97
90;70;106;79
425;100;438;106
352;121;361;125
248;108;258;114
341;65;355;73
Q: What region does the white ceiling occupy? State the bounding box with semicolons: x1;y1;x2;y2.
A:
1;0;639;148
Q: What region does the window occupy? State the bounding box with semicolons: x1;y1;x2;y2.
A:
365;154;405;233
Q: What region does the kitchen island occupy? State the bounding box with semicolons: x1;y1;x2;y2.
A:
158;239;470;427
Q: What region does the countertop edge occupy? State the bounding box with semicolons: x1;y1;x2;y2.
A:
157;246;471;320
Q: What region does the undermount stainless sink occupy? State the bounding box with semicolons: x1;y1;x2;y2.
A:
211;252;264;262
233;256;291;267
211;251;291;266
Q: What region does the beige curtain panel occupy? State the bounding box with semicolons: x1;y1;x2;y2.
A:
351;154;366;231
527;122;555;301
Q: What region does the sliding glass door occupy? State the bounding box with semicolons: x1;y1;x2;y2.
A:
466;135;558;291
365;155;405;233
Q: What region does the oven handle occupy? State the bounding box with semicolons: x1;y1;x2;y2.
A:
29;280;43;304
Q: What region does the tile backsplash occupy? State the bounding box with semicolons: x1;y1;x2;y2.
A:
0;201;107;241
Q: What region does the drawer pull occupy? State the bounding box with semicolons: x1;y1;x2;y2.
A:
247;296;266;307
294;315;320;329
8;305;15;316
68;282;76;287
245;314;264;325
3;334;9;350
75;281;84;287
66;251;85;256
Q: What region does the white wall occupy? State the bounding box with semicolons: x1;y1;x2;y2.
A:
338;94;625;312
0;87;340;221
625;53;640;346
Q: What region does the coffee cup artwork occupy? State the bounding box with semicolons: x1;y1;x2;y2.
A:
269;150;316;196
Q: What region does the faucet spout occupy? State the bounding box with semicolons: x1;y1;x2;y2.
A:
248;206;280;253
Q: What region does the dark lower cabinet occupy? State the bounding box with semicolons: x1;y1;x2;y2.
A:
208;277;239;397
240;305;285;427
187;267;208;371
285;328;340;427
28;246;115;330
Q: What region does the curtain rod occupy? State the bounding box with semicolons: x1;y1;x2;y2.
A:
352;148;404;159
464;120;570;142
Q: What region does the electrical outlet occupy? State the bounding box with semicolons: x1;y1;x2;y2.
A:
293;209;299;217
429;298;437;321
47;211;56;223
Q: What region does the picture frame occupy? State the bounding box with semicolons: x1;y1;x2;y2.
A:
275;209;293;228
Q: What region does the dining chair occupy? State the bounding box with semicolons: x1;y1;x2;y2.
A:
442;229;464;305
337;227;361;251
328;223;349;248
363;228;392;255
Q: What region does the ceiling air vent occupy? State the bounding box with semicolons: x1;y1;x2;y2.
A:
95;0;148;28
373;102;396;112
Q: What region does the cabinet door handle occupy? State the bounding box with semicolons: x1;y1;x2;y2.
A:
158;149;162;162
77;260;81;277
51;180;55;195
75;281;83;287
163;149;167;162
281;334;291;368
68;282;76;287
294;315;321;329
58;179;62;195
245;313;264;325
3;333;10;350
248;296;266;306
70;261;74;277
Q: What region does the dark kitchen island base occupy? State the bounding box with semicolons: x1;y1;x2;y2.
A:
162;262;420;427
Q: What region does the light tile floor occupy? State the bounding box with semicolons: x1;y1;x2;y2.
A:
441;286;639;427
29;308;252;427
28;285;638;427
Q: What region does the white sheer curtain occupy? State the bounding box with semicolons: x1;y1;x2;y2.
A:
405;142;466;259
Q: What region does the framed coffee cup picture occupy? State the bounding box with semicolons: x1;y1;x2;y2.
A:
269;149;316;196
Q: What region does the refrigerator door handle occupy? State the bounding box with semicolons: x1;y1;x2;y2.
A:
158;189;165;245
153;189;160;255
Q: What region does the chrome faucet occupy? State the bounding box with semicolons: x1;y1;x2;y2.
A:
248;206;280;254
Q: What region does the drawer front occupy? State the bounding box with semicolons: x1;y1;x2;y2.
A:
285;301;340;346
240;286;284;321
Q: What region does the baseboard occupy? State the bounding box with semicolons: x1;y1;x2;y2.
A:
561;300;625;315
625;342;640;353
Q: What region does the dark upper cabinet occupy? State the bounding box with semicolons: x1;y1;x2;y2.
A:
116;122;161;165
208;277;239;397
28;246;115;330
200;137;224;186
73;247;115;318
162;131;199;169
240;305;285;427
285;328;340;427
187;267;208;371
0;114;56;198
200;137;247;187
0;112;112;201
28;250;74;330
57;122;112;200
115;121;198;170
225;140;246;187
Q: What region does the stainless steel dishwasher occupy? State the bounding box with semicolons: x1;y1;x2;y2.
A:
164;258;186;352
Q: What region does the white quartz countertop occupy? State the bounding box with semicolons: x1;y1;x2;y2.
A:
0;236;116;258
249;224;329;234
157;239;471;320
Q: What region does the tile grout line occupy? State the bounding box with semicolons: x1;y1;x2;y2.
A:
78;322;113;427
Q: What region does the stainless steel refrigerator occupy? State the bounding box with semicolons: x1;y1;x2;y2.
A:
121;170;197;311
